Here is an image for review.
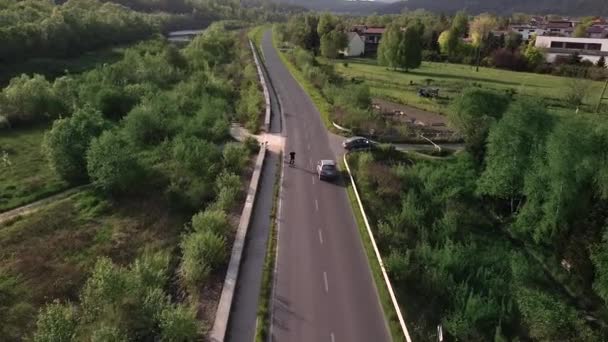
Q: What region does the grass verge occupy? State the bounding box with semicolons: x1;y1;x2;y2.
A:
271;28;334;130
341;157;406;342
248;25;270;57
0;125;70;212
334;59;607;117
255;152;282;342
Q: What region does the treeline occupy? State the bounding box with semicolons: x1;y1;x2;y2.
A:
0;0;171;63
281;10;607;80
96;0;305;23
1;27;262;340
350;88;608;340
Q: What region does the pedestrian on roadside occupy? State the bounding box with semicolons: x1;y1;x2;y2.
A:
289;151;296;166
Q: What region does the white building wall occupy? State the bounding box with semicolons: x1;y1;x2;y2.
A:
535;36;608;66
343;34;365;57
535;36;608;51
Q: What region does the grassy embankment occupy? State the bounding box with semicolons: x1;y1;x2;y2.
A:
334;59;606;117
271;27;334;130
255;153;281;342
0;189;188;336
342;158;406;342
0;126;68;212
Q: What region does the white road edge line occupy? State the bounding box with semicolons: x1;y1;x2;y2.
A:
318;229;324;244
323;271;329;293
307;143;311;151
315;199;319;212
331;332;335;342
312;175;316;185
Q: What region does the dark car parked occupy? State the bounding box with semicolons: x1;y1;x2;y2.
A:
342;136;372;151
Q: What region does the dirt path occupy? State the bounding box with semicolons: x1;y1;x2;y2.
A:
0;185;89;226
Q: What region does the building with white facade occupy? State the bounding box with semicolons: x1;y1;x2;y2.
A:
341;32;365;57
510;25;545;40
535;36;608;65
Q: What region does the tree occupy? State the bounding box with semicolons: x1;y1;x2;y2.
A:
0;74;65;125
598;56;606;68
222;142;249;174
317;12;336;37
86;130;144;194
451;10;469;37
438;29;459;57
524;44;545;70
43;107;108;183
399;24;423;71
470;14;498;71
478;100;553;212
378;24;401;69
33;302;77;342
505;31;523;50
448;88;511;163
320;30;348;59
591;230;608;303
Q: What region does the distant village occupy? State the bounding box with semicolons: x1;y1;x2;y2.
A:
342;16;608;67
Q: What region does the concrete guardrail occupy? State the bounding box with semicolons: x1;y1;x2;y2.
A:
332;121;353;133
210;146;267;342
343;154;413;342
249;40;271;132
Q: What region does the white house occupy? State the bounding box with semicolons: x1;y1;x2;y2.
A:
535;36;608;65
341;32;365;57
510;25;545;40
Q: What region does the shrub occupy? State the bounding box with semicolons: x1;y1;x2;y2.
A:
191;209;231;238
172;135;221;175
33;302;78;342
123;103;174;147
158;304;199;342
86;130;144;194
244;136;261;154
179;230;227;291
223;142;249;174
0;74;65;125
213;172;242;211
43;107;108;183
95;87;138;121
491;48;527;71
91;325;127;342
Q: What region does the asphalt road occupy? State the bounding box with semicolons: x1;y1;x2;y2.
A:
261;30;391;342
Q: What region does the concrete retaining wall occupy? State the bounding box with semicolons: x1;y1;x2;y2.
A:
250;40;271;132
210;146;267;342
343;154;412;342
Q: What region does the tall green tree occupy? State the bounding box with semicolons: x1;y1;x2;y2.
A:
378;24;401;69
317;12;336;37
400;24;423;71
478;100;553;212
43;107;108;183
448;88;511;163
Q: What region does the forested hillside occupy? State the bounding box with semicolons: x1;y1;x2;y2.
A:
382;0;608;16
276;0;608;16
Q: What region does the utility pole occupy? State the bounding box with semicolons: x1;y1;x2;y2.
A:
597;79;608;113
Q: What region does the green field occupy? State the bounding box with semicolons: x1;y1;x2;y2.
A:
0;126;69;212
334;59;607;116
0;189;187;338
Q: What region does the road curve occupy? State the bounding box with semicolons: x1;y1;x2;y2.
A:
261;30;391;342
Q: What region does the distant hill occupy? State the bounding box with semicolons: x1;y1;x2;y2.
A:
276;0;387;13
276;0;608;16
380;0;608;16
